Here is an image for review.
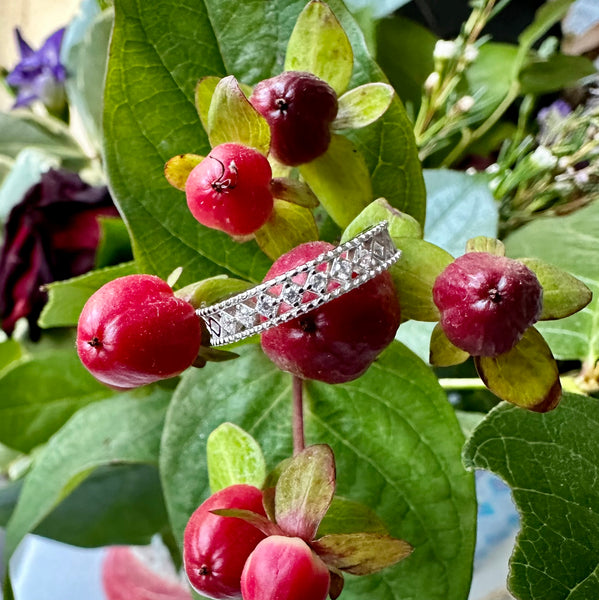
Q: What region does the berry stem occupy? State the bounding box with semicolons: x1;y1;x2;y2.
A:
292;375;306;456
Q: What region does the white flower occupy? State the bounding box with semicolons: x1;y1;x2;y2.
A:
456;95;475;113
464;44;479;63
424;71;440;93
434;40;458;60
530;146;558;169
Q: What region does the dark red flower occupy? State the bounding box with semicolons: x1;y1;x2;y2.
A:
0;169;119;338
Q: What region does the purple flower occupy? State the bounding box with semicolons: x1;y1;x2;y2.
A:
5;28;67;112
0;169;120;339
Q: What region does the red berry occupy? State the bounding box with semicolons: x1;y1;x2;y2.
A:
241;536;330;600
250;71;338;166
183;484;268;600
433;252;543;357
185;143;273;236
77;274;202;389
260;241;401;383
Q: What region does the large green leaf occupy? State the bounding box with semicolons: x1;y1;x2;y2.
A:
160;342;476;600
463;394;599;600
103;0;425;287
4;388;170;557
0;349;117;452
505;202;599;363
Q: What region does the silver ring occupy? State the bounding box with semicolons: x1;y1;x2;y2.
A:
198;221;401;346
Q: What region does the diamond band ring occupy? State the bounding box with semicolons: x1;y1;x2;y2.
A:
197;221;401;346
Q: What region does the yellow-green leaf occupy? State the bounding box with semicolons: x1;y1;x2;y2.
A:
519;257;592;321
333;83;394;130
164;153;204;191
206;423;266;493
341;197;422;243
465;236;505;256
475;327;561;412
207;75;270;155
299;134;371;228
195;76;220;134
284;0;354;95
429;323;469;367
254;199;319;260
175;275;252;309
391;238;453;322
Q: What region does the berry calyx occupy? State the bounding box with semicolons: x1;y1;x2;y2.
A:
432;252;543;357
240;536;330;600
185;143;273;236
260;241;401;383
77;274;202;389
183;484;268;600
250;71;338;166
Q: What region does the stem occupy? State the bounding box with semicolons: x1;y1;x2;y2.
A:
292;376;305;456
438;377;487;390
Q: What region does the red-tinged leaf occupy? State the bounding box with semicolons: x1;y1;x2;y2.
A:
275;444;336;541
312;532;413;575
475;326;562;412
210;508;283;537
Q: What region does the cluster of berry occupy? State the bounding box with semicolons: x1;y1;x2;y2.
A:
183;484;330;600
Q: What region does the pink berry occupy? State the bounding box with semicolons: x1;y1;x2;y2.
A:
250;71;338;166
77;274;202;389
433;252;543;357
260;241;401;383
185;143;273;236
183;484;268;600
241;536;330;600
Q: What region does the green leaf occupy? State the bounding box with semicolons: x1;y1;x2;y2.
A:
505;201;599;363
317;495;388;536
429;323;469;367
0;339;23;374
4;389;170;557
342;197;422;242
375;16;436;112
62;6;114;151
0;349;118;452
160;342;476;600
95;217;134;268
463;393;599;600
518;0;577;52
275;444;336;540
519;53;597;95
424;169;498;258
34;464;168;548
0;112;86;167
195;76;221;133
299;134;372;228
312;532;413;575
284;0;354;95
333;83;394;130
207;76;270;155
390;238;453;321
465;43;519;122
103;0;426;283
39;261;137;329
475;327;562;412
206;422;266;493
254;199;319;260
164;153;204;191
519;258;592;321
175;275;252;309
465;236;505;256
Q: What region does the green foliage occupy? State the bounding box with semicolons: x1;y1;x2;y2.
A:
160;343;476;600
464;394;599;599
206;423;266;493
506;202;599;363
39;261;137;329
0;349;117;452
4;388;170;557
